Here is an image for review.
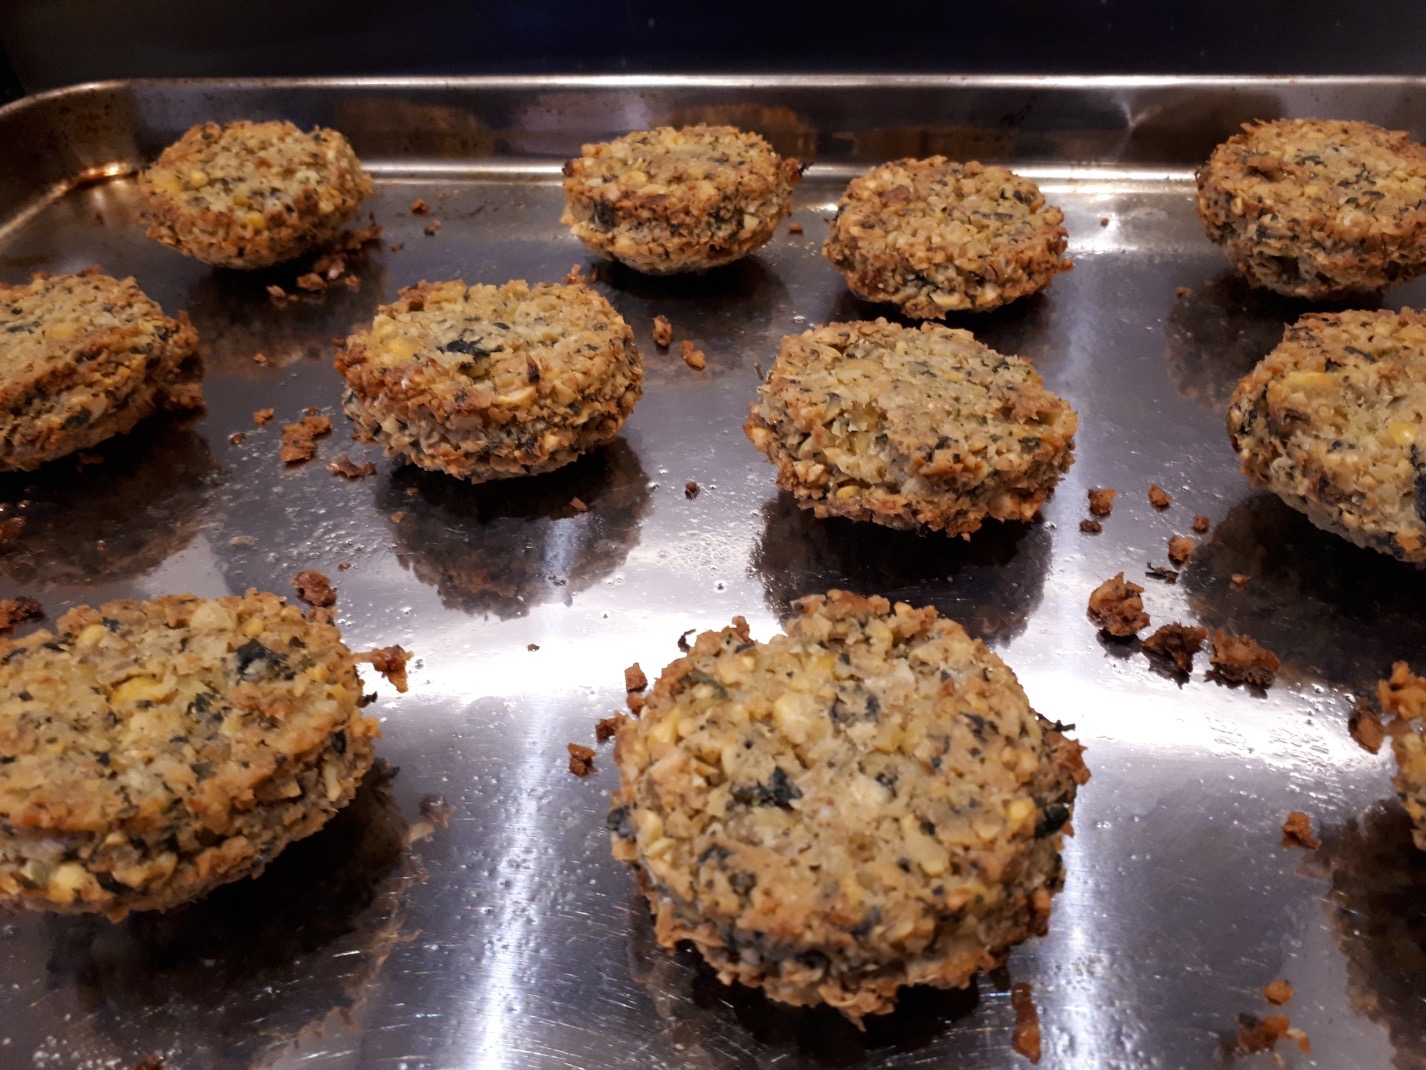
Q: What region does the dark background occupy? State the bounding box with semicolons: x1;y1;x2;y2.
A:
0;0;1422;103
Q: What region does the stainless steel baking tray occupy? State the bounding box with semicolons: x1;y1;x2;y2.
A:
2;75;1426;1070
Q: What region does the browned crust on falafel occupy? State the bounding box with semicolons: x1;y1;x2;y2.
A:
609;589;1086;1022
0;590;377;919
561;125;801;275
745;319;1076;535
335;278;642;482
1196;118;1426;299
823;157;1070;317
1228;308;1426;563
139;120;371;269
0;271;201;471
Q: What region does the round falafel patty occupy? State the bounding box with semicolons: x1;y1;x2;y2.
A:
1196;118;1426;300
1227;308;1426;563
823;157;1071;317
335;278;643;482
609;590;1088;1022
0;591;377;919
139;119;371;269
0;269;201;472
745;318;1077;535
561;124;801;274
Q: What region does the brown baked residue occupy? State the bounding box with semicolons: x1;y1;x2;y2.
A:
328;454;377;479
1210;630;1279;688
1010;982;1042;1063
361;645;410;693
652;315;673;348
1282;810;1320;849
1148;483;1172;509
680;340;706;370
279;413;332;464
1141;622;1208;675
292;569;336;608
1078;518;1102;534
1192;514;1211;533
1087;487;1117;516
1349;696;1386;754
0;596;42;633
595;715;621;743
1234;1012;1291;1055
1262;978;1294;1005
1088;572;1149;638
1167;535;1196;566
253;408;275;426
568;742;595;777
625;662;649;692
1230;573;1252;590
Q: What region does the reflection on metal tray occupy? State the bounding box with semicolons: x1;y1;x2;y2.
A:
2;76;1426;1069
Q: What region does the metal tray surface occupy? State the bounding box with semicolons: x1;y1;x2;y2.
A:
1;76;1426;1070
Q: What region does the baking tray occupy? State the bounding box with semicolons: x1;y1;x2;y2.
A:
2;75;1426;1070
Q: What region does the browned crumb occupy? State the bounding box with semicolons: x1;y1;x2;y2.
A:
0;516;24;543
1210;630;1279;688
1176;286;1194;299
404;486;420;496
1348;696;1386;754
265;284;288;303
390;510;406;524
568;741;596;777
680;339;706;370
1145;563;1180;584
410;198;429;215
1148;483;1172;508
279;413;333;464
1087;487;1117;516
595;715;620;743
416;794;453;830
361;645;410;692
292;568;336;607
1234;1012;1291;1055
389;242;403;252
1282;810;1320;849
1141;622;1208;674
1192;514;1211;533
1078;518;1103;533
1009;982;1042;1064
677;628;694;652
133;1056;166;1070
625;663;649;692
1167;534;1196;566
1230;573;1251;590
652;314;673;348
526;643;540;652
787;222;805;235
570;496;588;513
228;432;246;445
1262;978;1294;1005
1099;217;1110;227
685;480;701;499
337;562;351;571
295;273;325;293
1088;572;1149;637
423;220;441;236
563;263;588;286
0;595;42;632
328;453;377;479
253;408;275;426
